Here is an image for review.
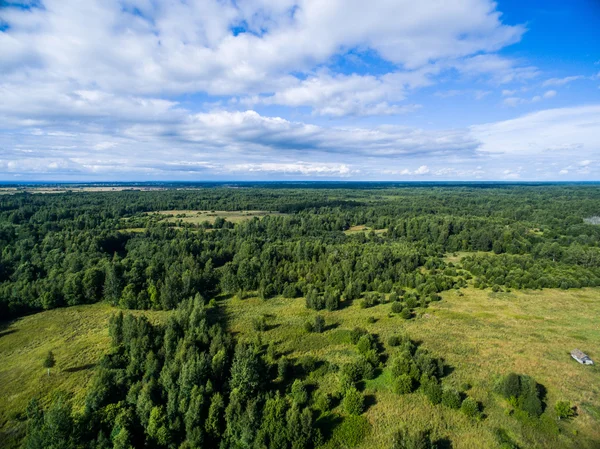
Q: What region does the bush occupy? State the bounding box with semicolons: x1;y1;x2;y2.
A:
366;316;376;324
461;397;480;418
251;315;267;332
303;320;314;333
391;428;436;449
399;308;412;320
332;416;371;448
356;334;376;355
496;372;521;399
441;388;462;409
555;401;575;420
394;374;415;395
343;387;364;415
341;357;374;382
388;335;401;347
422;378;443;405
391;302;403;313
349;327;368;344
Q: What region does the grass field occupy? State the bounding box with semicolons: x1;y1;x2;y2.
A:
223;288;600;449
0;303;170;448
1;288;598;449
150;210;286;224
343;225;387;235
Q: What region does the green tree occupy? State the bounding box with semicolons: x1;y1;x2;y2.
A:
43;351;56;376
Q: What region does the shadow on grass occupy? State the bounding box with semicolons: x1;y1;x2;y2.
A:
363;394;377;412
0;328;17;338
315;413;344;442
63;363;96;373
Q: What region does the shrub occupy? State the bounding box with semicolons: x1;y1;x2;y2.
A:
394;374;415;395
391;302;403;313
356;334;376;355
555;401;575;420
442;388;462;409
366;316;376;324
388;335;401;347
332;416;371;448
405;296;418;309
519;376;543;418
496;372;521;400
303;320;314;333
343;387;364;415
349;327;368;344
251;315;267;331
399;308;412;320
277;357;290;379
341;357;374;382
461;397;480;418
391;428;436;449
422;378;443;405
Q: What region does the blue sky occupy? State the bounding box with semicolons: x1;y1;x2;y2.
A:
0;0;599;181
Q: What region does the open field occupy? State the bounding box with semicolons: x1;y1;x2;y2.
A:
223;288;600;449
343;225;387;235
150;209;286;224
0;303;170;448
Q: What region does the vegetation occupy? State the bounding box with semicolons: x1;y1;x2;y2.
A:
0;184;599;448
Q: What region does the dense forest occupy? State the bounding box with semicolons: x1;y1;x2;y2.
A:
2;185;600;318
1;184;600;448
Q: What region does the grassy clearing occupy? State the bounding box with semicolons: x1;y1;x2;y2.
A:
223;288;600;449
344;225;387;236
150;209;286;224
0;303;170;448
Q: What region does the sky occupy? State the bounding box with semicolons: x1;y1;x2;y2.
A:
0;0;599;181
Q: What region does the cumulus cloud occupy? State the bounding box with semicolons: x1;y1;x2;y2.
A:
0;0;597;180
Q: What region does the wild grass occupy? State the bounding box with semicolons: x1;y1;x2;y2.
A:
343;225;387;235
150;209;286;224
223;288;600;449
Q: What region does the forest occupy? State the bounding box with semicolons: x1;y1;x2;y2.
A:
1;183;599;449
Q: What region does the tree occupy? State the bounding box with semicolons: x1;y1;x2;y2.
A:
43;351;56;376
291;379;308;406
313;315;325;333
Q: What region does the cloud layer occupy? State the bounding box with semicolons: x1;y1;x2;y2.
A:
0;0;598;180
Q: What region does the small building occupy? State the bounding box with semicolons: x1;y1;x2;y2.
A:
571;349;594;365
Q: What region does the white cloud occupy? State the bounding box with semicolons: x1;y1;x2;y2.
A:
414;165;430;175
471;105;600;157
542;76;584;87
